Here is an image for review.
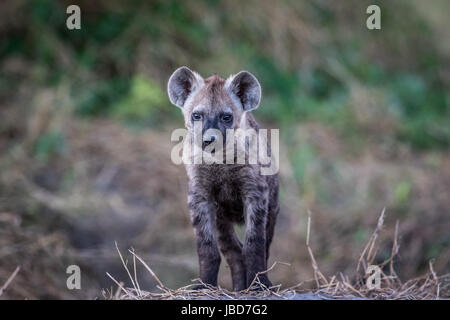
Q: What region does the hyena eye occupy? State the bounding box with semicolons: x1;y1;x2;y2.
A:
191;113;202;121
221;114;233;123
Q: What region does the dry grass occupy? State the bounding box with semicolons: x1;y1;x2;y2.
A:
0;267;20;297
106;209;449;300
306;209;449;300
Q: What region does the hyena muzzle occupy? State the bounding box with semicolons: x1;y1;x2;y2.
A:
167;66;279;291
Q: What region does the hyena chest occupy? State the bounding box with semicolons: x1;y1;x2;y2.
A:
211;180;245;224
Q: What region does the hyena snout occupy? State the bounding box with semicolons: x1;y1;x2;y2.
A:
202;131;217;148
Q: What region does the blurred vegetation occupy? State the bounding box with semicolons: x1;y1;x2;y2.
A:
0;0;449;299
1;0;448;147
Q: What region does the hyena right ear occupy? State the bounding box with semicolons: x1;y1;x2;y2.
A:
225;71;261;111
167;66;204;108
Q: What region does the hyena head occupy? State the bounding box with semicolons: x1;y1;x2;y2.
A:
167;66;261;148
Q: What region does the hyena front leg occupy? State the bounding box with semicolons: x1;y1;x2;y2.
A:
243;193;272;289
188;193;221;287
216;218;246;291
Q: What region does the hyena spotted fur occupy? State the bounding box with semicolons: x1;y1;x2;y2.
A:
167;66;279;290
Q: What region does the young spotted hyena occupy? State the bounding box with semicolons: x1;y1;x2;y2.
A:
167;66;279;291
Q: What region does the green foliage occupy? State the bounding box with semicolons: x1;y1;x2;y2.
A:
292;143;316;189
1;0;448;148
393;181;412;206
113;75;167;123
74;78;130;117
34;131;66;161
353;229;368;243
387;74;449;148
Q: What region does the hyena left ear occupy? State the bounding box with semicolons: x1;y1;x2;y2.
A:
226;71;261;111
167;66;204;108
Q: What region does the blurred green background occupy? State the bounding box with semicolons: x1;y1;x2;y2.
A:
0;0;449;299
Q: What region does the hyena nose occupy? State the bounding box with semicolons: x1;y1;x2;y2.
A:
203;134;216;147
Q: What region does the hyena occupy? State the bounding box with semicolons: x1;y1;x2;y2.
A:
167;66;279;291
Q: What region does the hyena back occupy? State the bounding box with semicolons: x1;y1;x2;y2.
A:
167;66;279;290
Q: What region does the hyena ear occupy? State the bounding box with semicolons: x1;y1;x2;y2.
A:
226;71;261;111
167;66;204;108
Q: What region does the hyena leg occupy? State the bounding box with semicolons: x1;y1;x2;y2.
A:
189;195;221;287
216;219;246;291
243;199;272;289
265;203;279;265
